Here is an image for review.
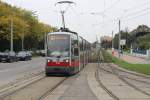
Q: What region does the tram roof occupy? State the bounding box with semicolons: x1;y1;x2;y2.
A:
47;28;78;35
47;31;77;36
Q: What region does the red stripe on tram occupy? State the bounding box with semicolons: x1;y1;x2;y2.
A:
47;62;69;67
70;60;79;67
47;61;80;67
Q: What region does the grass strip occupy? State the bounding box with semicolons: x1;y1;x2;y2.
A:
102;49;150;75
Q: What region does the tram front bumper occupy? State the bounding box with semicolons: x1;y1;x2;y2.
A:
45;66;70;74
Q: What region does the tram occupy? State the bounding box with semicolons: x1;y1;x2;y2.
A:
45;28;91;75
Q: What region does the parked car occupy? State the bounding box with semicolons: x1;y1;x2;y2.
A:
0;52;4;62
0;51;18;62
39;50;46;57
17;51;32;61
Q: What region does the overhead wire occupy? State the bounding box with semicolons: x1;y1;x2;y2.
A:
123;10;150;21
120;7;150;20
105;0;121;12
93;0;150;24
77;0;121;16
94;5;150;26
123;0;150;12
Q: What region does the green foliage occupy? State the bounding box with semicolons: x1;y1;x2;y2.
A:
101;49;113;63
113;30;131;49
138;34;150;49
0;1;56;51
112;25;150;50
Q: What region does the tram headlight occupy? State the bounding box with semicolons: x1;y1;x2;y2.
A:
63;59;69;62
47;59;52;62
66;59;69;62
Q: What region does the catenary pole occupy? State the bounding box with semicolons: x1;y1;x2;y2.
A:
118;20;121;58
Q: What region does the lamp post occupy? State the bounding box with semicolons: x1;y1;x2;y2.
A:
118;20;121;58
21;32;24;51
22;12;24;51
112;31;114;55
10;17;13;52
44;32;47;51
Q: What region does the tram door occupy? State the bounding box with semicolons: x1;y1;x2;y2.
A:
71;36;80;73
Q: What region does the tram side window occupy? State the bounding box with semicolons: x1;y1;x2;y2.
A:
74;48;79;56
72;40;78;47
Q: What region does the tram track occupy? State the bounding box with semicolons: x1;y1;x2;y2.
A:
0;74;68;100
97;63;150;99
111;63;150;79
109;63;150;97
98;62;150;97
97;50;150;99
99;64;150;85
95;63;120;100
0;71;45;99
95;50;120;100
38;77;68;100
0;70;44;91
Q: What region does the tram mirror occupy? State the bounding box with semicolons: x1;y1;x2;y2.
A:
74;48;79;56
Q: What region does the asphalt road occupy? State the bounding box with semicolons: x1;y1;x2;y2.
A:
0;57;45;86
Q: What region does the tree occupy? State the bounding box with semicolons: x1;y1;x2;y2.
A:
0;1;56;51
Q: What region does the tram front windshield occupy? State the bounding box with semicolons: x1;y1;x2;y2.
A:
47;34;70;57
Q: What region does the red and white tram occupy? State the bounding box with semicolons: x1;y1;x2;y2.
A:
45;28;91;75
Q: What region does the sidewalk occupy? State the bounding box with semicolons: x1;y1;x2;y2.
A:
111;50;150;64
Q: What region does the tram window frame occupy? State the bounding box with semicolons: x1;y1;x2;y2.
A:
74;48;79;56
71;34;79;56
72;40;78;47
71;35;78;47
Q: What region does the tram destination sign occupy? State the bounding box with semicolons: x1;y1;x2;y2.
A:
48;35;69;40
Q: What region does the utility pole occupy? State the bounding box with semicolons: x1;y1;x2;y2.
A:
22;34;24;51
22;13;24;51
118;20;121;58
112;31;114;49
10;17;13;52
44;32;47;51
44;32;47;56
112;31;114;55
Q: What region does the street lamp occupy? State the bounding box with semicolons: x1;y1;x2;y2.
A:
21;11;38;51
10;16;13;52
22;12;24;51
118;20;121;58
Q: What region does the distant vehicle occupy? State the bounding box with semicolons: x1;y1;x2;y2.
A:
17;51;32;61
0;52;4;62
0;51;18;62
40;50;46;56
28;50;33;54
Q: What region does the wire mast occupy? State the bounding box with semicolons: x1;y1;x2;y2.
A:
55;1;75;28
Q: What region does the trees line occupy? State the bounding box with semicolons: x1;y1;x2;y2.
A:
0;1;56;51
101;25;150;50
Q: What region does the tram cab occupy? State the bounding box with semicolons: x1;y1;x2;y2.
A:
45;29;80;75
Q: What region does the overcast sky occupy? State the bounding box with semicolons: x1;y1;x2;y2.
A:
2;0;150;42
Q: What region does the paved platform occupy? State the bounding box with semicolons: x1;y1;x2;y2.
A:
99;63;150;100
44;63;113;100
2;63;150;100
44;63;150;100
